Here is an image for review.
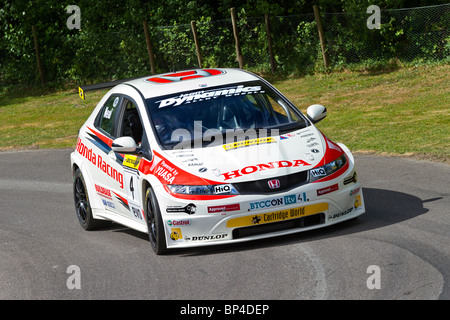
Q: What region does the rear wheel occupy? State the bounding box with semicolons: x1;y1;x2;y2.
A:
145;186;167;255
73;168;104;230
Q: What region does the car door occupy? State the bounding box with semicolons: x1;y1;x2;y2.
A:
115;97;146;224
89;94;132;219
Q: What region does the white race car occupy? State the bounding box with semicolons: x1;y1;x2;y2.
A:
71;68;365;254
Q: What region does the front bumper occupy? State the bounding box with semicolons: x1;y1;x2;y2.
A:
155;166;365;250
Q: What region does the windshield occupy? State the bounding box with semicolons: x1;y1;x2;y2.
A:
146;81;309;149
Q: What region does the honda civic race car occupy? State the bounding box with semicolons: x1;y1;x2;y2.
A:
71;68;365;254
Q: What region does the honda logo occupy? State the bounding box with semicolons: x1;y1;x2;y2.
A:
267;179;281;189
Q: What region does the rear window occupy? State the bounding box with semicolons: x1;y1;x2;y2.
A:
97;95;122;137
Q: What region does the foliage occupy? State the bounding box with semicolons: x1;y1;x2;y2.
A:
0;0;449;89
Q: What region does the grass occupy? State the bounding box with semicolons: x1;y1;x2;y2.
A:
0;63;449;163
272;63;450;163
0;88;108;150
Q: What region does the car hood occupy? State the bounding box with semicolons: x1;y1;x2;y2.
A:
163;126;345;184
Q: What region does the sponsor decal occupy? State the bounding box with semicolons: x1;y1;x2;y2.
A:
123;155;141;170
187;162;204;167
328;207;353;220
166;203;197;215
156;85;264;108
95;184;112;199
223;137;276;151
310;168;326;178
154;160;179;184
248;193;307;211
354;195;362;209
140;151;224;190
214;184;231;194
299;133;314;138
184;234;228;241
170;228;183;241
280;133;294;140
130;204;144;221
317;183;339;196
102;199;115;209
227;203;329;228
76;138;123;189
221;159;311;181
167;219;191;226
207;203;240;213
349;187;360;196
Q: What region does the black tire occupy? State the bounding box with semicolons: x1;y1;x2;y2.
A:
73;168;105;230
145;186;167;255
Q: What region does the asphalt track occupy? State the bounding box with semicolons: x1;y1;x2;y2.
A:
0;148;449;300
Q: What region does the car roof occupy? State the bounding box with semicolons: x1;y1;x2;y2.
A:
124;68;261;99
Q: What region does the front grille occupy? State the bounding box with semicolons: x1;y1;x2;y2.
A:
232;213;325;239
233;170;308;195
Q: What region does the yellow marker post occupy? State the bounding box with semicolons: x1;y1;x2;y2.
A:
78;87;85;100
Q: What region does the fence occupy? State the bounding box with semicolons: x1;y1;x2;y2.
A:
1;4;449;88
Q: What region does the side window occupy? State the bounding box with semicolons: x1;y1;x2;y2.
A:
120;98;144;144
97;95;122;137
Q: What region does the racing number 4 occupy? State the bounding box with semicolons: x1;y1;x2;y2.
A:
129;176;134;200
124;169;144;221
124;169;139;201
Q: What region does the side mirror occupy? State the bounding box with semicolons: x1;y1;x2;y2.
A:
307;104;327;123
111;136;137;153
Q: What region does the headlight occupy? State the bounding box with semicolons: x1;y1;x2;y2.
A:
309;154;347;182
166;184;239;195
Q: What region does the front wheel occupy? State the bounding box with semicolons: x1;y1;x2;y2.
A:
145;186;167;255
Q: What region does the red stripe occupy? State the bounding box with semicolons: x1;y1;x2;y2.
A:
166;71;197;77
87;126;113;147
139;151;223;186
181;75;204;81
147;77;173;83
203;69;222;75
112;191;128;205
